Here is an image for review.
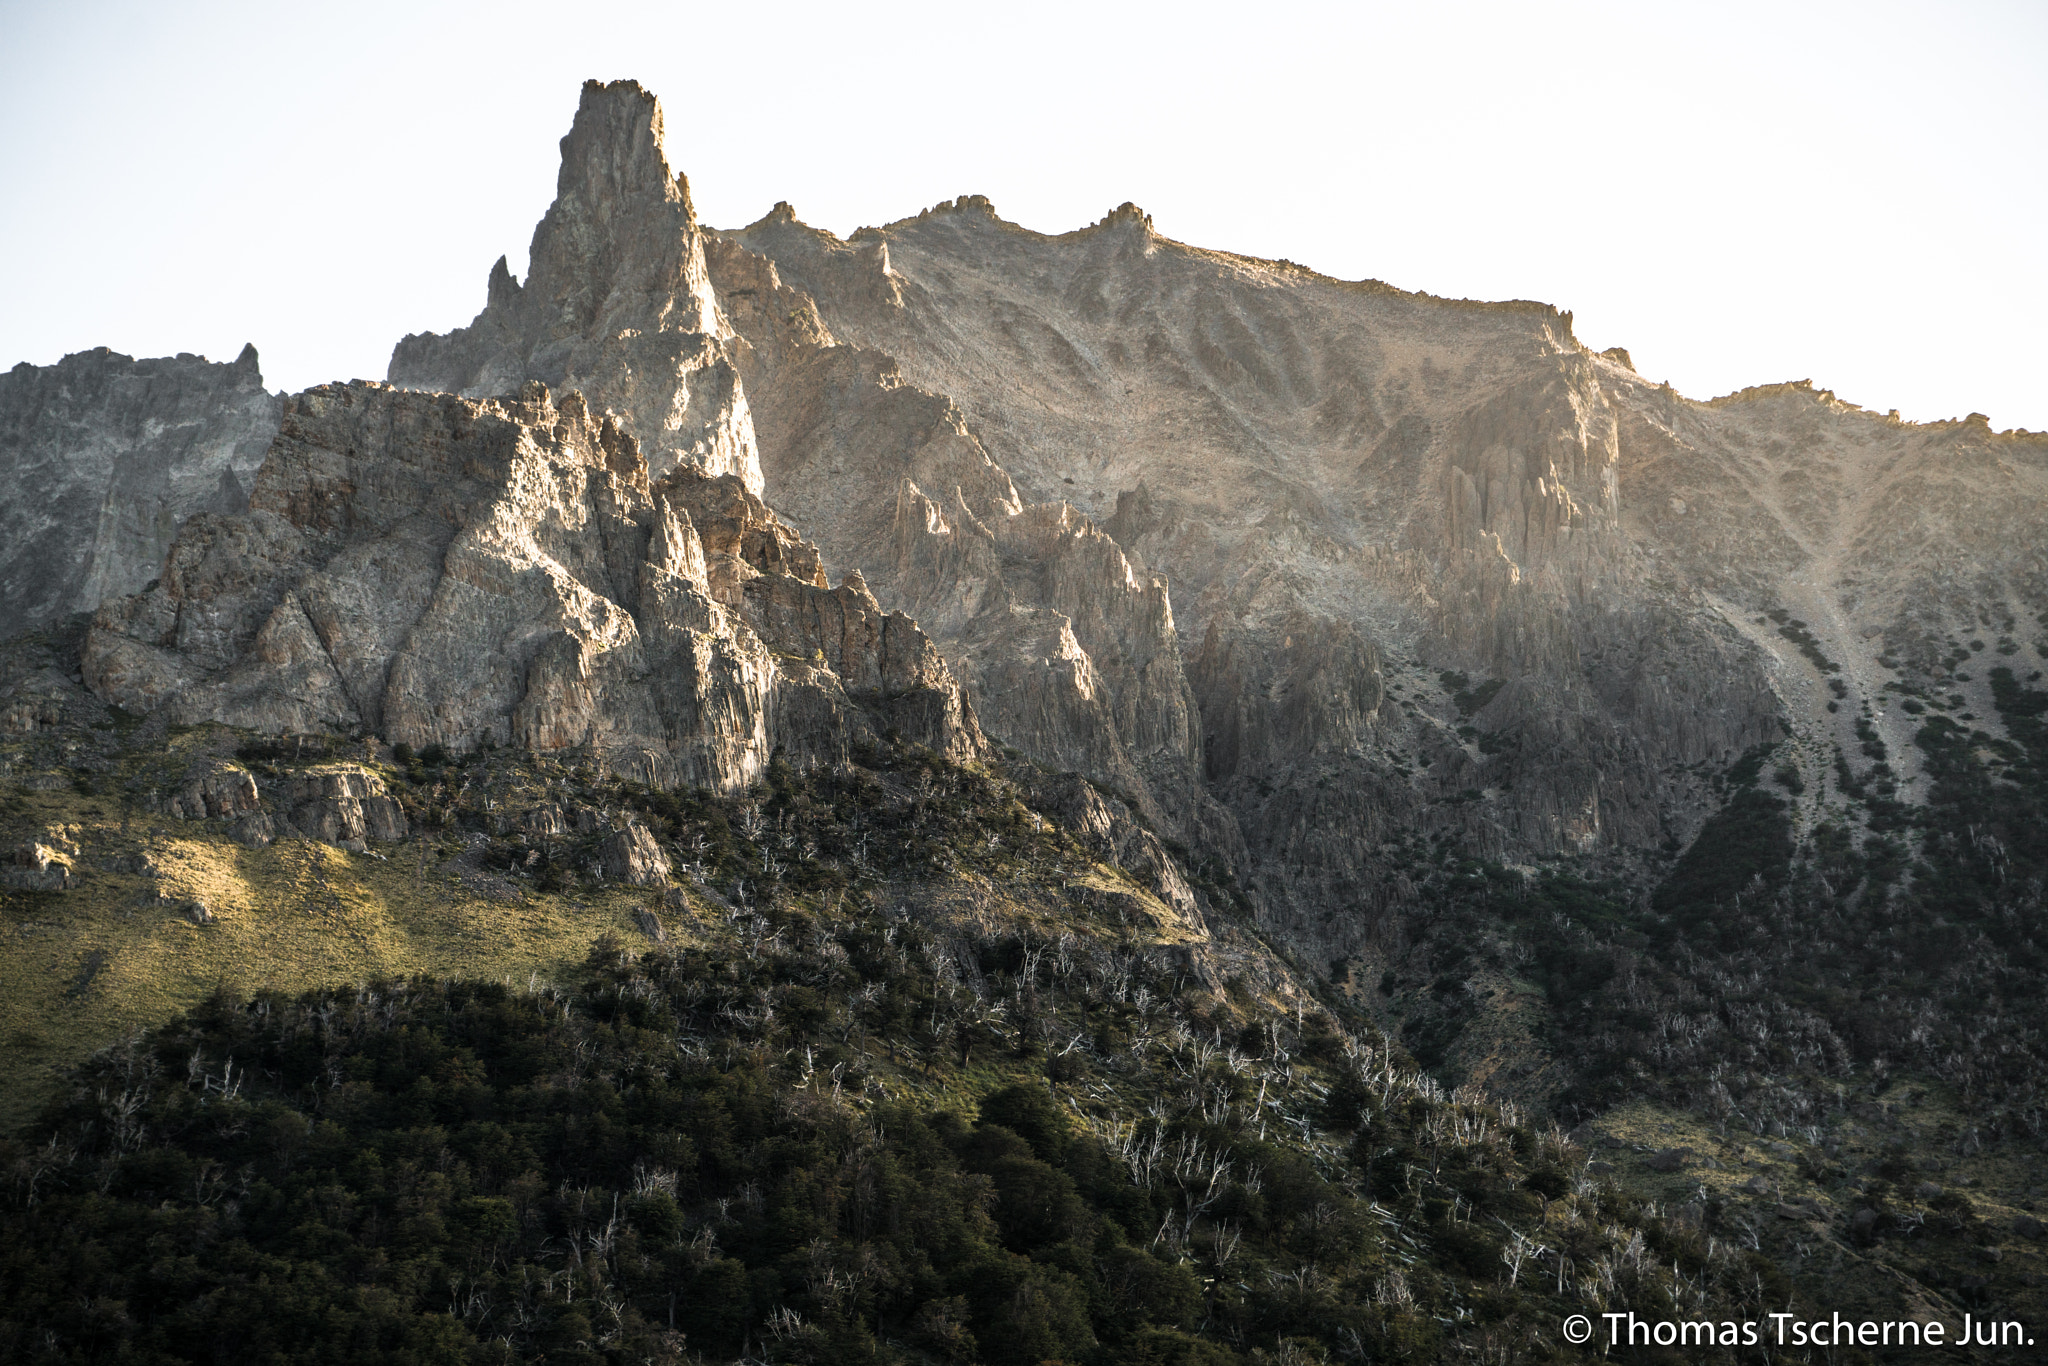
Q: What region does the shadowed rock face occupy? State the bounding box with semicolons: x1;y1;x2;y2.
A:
0;345;281;641
388;80;761;495
83;380;979;787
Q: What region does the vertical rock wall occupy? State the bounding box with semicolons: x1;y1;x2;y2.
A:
0;345;281;641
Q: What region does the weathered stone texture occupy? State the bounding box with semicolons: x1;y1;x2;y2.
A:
0;344;280;640
389;80;760;495
83;380;980;788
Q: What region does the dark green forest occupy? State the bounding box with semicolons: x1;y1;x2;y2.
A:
0;887;1788;1364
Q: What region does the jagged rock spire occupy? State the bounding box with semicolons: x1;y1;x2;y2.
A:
388;79;757;491
528;79;720;341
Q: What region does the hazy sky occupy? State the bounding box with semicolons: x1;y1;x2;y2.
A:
4;0;2043;430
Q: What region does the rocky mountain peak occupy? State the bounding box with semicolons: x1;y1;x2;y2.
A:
538;78;718;339
387;78;754;491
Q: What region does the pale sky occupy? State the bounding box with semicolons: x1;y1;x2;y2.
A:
4;0;2043;431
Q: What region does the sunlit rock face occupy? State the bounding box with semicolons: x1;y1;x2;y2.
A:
376;77;2048;949
718;195;2045;946
388;79;762;496
84;380;979;788
0;344;281;641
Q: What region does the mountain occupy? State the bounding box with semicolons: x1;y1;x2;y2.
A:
0;344;280;642
716;197;2047;946
3;75;2046;1361
82;378;977;785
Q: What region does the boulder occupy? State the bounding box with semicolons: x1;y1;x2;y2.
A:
600;824;671;886
3;841;74;891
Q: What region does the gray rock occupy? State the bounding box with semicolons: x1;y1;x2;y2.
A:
229;811;276;847
601;824;671;887
389;80;759;494
635;908;666;942
516;803;570;837
3;841;73;891
85;380;981;791
1644;1147;1694;1173
0;344;280;640
161;760;261;820
279;766;407;847
1026;772;1198;916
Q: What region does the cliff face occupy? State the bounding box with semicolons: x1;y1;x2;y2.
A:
388;80;761;495
719;197;2045;948
700;233;1236;858
715;203;1784;943
83;381;978;788
0;345;281;641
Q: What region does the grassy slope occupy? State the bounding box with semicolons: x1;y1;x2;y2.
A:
0;775;642;1133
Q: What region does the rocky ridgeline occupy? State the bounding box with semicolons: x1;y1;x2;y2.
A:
83;379;979;789
0;344;280;641
716;188;2044;946
6;75;2041;972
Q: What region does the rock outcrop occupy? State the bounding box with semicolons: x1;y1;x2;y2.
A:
159;759;262;821
281;766;408;849
599;822;671;886
389;80;761;495
0;345;280;640
4;840;75;892
83;380;980;787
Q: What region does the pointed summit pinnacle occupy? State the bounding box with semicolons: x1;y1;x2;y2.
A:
557;79;693;218
386;77;751;490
